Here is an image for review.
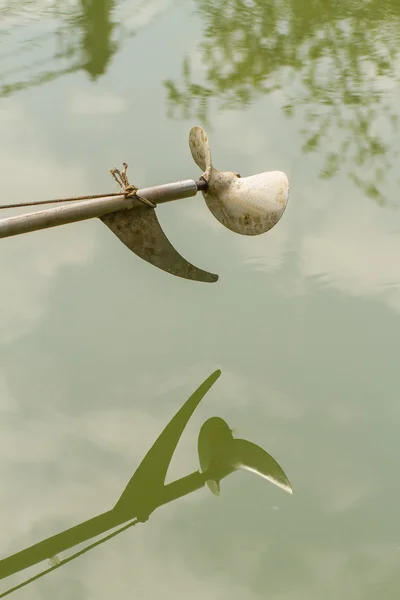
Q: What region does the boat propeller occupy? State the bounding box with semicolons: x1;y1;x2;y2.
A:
0;127;289;283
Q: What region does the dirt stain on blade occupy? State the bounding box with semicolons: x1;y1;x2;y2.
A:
100;203;218;283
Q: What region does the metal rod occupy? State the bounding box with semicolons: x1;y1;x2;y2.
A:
0;179;201;240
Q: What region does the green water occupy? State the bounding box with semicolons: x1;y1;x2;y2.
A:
1;0;400;598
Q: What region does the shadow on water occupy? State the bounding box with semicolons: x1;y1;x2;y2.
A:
0;369;292;597
164;0;400;204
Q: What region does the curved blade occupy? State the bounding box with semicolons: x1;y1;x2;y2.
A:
189;126;212;174
114;370;222;514
233;439;293;495
100;204;218;283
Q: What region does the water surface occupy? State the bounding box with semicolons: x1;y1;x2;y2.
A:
1;1;400;598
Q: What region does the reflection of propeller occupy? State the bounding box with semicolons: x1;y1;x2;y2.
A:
0;371;221;582
0;374;293;595
114;370;222;520
198;417;292;495
189;126;289;236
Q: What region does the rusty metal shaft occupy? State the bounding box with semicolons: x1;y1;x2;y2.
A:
0;179;205;239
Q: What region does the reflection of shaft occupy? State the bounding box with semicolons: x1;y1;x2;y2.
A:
0;471;205;580
0;509;119;581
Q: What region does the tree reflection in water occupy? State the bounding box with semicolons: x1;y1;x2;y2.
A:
165;0;400;204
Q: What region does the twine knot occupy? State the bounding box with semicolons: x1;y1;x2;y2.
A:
110;163;155;208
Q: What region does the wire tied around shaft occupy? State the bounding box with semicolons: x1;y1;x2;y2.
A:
0;163;156;210
110;163;156;208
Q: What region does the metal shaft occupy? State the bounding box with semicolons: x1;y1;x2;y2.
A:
0;179;200;239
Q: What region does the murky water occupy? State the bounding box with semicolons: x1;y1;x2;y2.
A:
1;1;400;598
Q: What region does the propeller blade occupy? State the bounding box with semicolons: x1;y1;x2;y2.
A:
233;439;292;494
